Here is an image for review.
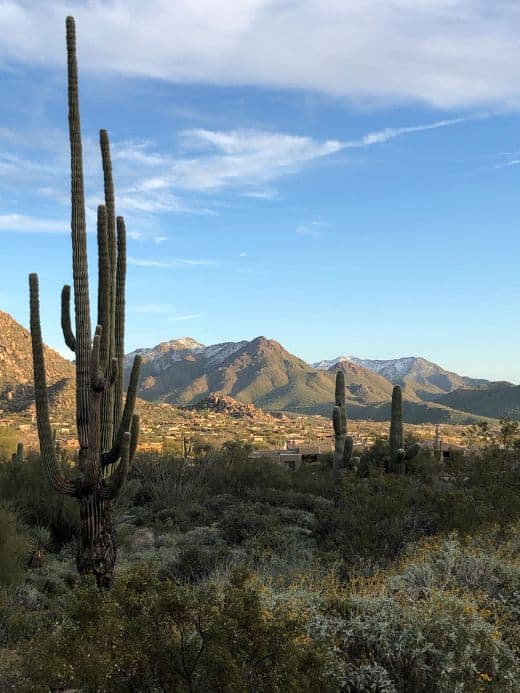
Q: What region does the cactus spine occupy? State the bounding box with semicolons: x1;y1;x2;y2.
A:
388;385;421;474
29;17;141;588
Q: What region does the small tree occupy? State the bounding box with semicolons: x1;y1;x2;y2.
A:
499;416;519;448
29;17;141;588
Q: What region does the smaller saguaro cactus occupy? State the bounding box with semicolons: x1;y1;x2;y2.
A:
388;385;421;474
11;442;25;464
434;423;442;460
332;371;359;474
332;371;347;473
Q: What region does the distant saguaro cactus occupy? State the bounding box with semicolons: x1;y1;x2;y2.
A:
29;17;141;588
388;385;421;474
11;442;25;463
332;370;359;475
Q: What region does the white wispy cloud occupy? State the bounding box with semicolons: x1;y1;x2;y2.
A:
128;257;218;268
491;158;520;171
169;313;204;322
118;118;475;198
1;2;520;109
0;114;479;237
0;213;68;233
126;129;343;194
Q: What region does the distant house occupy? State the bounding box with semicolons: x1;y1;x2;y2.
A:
250;444;325;469
421;439;466;459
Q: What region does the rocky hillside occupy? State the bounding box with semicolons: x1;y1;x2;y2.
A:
183;392;284;421
0;310;74;414
434;383;520;420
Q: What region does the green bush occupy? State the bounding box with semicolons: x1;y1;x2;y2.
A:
219;503;283;549
0;456;79;546
161;527;231;582
0;506;29;587
325;593;519;692
19;565;333;692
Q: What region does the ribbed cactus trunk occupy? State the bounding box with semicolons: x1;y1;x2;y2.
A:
389;385;404;470
29;17;141;588
332;371;347;475
388;385;421;474
332;370;356;478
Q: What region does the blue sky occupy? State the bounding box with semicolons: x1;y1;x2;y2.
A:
1;1;520;381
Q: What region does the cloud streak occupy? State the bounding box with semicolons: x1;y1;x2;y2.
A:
343;116;484;148
168;313;204;322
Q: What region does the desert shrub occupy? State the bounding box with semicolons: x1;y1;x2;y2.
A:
291;464;336;497
314;459;520;570
0;506;29;587
449;450;520;525
251;486;333;513
0;456;79;546
19;565;333;692
219;503;283;549
390;528;520;656
204;452;291;497
160;527;231;583
323;593;520;692
276;506;316;529
314;473;441;567
0;648;25;690
132;454;206;511
342;662;397;692
163;543;231;583
205;493;240;519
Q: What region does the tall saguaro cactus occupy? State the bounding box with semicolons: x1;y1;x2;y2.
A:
29;17;141;588
388;385;421;474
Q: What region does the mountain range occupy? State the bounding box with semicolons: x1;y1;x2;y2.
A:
125;334;516;423
1;308;518;424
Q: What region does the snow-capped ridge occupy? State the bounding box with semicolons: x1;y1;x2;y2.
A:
202;341;249;365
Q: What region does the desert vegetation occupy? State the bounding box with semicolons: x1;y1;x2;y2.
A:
1;437;520;690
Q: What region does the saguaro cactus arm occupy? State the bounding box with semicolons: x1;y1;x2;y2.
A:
102;432;131;500
342;435;353;466
61;285;76;351
405;442;422;461
129;414;140;463
113;216;127;428
101;355;141;467
29;274;76;497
